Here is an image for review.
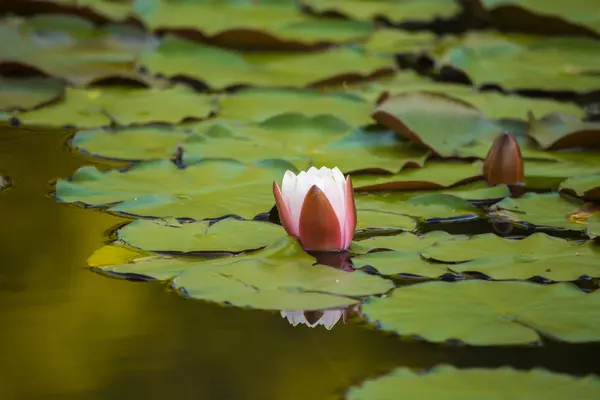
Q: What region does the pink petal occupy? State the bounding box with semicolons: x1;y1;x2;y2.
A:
342;176;357;249
273;181;299;237
298;185;343;251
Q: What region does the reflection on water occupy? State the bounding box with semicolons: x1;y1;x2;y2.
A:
1;126;600;400
281;305;360;330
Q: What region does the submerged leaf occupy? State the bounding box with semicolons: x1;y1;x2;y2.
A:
362;280;600;345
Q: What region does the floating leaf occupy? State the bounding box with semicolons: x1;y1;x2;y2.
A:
524;160;600;189
356;210;417;233
560;173;600;201
372;92;502;157
423;233;600;281
56;159;285;220
139;35;393;89
302;0;461;23
362;29;438;55
118;218;285;253
134;0;373;48
356;192;482;223
362;280;600;345
489;192;588;232
87;243;154;268
0;77;65;111
346;365;600;400
353;161;482;191
527;112;600;150
589;214;600;238
438;33;600;92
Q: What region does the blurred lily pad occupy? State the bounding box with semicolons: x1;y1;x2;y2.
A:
0;15;155;86
218;88;372;126
527;112;600;150
302;0;461;23
139;35;394;89
101;237;395;310
353;161;483;191
135;0;373;48
118;217;285;254
356;210;417;233
589;214;600;238
356;192;482;223
560;173;600;200
346;365;600;400
15;85;215;128
56;159;285;220
437;33;600;92
0;78;65;111
423;233;600;281
524;160;600;189
489;193;587;232
372;92;502;157
362;29;438;55
352;231;458;277
361;280;600;345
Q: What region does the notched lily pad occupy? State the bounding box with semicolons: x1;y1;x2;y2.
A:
560;173;600;201
117;217;285;254
361;280;600;345
489;193;589;232
527;112;600;150
55;158;285;220
0;77;65;111
346;365;600;400
423;233;600;281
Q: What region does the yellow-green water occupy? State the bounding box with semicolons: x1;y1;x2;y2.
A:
1;126;599;399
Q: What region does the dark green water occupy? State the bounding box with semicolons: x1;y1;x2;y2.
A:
0;126;599;400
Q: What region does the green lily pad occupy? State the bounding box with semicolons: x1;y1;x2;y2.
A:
356;210;417;232
560;173;600;200
477;0;600;36
372;92;502;157
489;192;588;232
527;112;600;150
524;160;600;189
588;214;600;238
101;237;395;310
353;161;483;191
56;159;285;220
356;192;482;223
139;35;394;89
352;232;458;277
218;88;372;126
423;233;600;281
15;85;215;128
72;125;189;161
346;365;600;400
118;217;285;254
88;243;155;268
362;29;438;55
302;0;461;23
134;0;373;48
438;33;600;92
0;77;65;111
361;280;600;345
0;15;153;86
33;0;132;21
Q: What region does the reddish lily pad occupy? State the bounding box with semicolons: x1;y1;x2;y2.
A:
560;173;600;201
527;112;600;150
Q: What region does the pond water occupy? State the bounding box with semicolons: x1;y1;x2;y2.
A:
1;126;599;399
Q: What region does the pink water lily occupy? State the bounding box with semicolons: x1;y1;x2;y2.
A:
272;166;356;252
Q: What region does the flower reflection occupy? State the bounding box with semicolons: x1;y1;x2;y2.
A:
280;305;361;330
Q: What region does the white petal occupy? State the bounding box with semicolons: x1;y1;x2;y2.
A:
320;310;343;330
281;170;298;203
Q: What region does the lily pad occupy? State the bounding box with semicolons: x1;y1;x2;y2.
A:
524;160;600;189
118;217;285;254
0;77;65;111
362;29;438;55
423;233;600;281
353;161;483;191
372;92;502;157
0;15;155;86
356;210;417;233
560;173;600;201
489;192;588;232
139;34;394;89
361;280;600;345
15;85;215;128
55;158;286;220
356;192;483;223
88;243;155;268
101;237;395;310
218;88;372;126
527;112;600;150
302;0;461;24
588;214;600;238
134;0;374;48
346;365;600;400
437;33;600;92
352;232;458;277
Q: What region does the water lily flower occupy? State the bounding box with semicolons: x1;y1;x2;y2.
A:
273;167;356;252
483;132;524;185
